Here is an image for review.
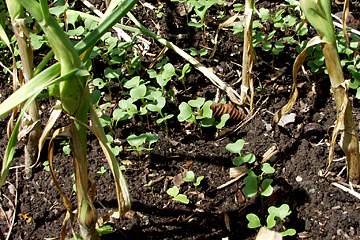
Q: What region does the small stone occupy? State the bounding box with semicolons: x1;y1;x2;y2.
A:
296;175;303;182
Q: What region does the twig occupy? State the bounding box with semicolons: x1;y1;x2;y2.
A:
215;172;246;191
332;182;360;199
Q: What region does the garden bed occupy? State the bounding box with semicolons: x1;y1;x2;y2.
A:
0;0;360;239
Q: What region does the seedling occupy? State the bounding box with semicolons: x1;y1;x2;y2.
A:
183;170;204;188
43;161;50;172
155;5;164;18
187;0;224;39
226;139;255;166
177;97;215;129
60;140;71;155
126;133;160;161
243;163;275;197
97;166;107;176
166;186;189;204
189;47;208;61
246;204;296;236
146;90;174;137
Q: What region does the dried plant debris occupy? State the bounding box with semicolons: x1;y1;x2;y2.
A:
211;102;247;123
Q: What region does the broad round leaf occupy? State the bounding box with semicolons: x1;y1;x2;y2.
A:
127;134;147;148
246;213;261;228
226;139;245;154
166;186;179;197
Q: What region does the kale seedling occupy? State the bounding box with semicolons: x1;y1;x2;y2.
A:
166;186;189;204
247;204;296;236
183;170;204;188
146;90;174;137
97;166;107;176
177;97;215;130
225;139;255;166
126;133;160;161
243;163;275;197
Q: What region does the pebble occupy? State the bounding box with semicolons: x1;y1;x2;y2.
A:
296;175;303;182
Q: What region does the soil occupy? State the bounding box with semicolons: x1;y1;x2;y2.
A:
1;0;360;239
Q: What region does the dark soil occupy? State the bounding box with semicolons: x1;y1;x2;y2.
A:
1;0;360;239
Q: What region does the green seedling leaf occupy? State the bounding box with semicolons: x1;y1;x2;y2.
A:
243;153;256;164
98;225;116;236
259;8;270;21
268;204;291;220
179;63;191;80
199;48;208;57
194;176;204;187
202;100;213;118
93;78;106;89
113;109;130;121
178;102;193;122
97;166;107;175
130;84;147;100
63;145;71;155
216;114;230;129
143;132;160;146
43;161;50;172
233;24;244;35
243;175;258;197
68;26;84;36
162;63;176;80
261;179;274;196
200;117;215;127
147;96;166;112
100;114;111;127
226;139;245;154
188;98;205;109
189;47;199;56
173;194;189;204
127;134;147;148
183;171;195;182
147;69;157;78
105;67;121;79
166;186;180;197
246;213;261;228
261;163;275;174
281;229;296;236
124;76;141;89
157;114;174;124
262;42;272;51
266;212;276;229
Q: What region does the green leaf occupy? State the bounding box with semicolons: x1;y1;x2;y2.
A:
262;42;272;51
261;179;273;196
173;194;189;204
243;175;258;197
177;102;193;122
143;132;160;146
104;67;121;79
261;163;275;174
194;176;204;187
63;145;71;155
246;213;261;228
166;186;180;197
124;76;141;89
183;171;195;182
259;8;270;21
188;98;205;109
93;78;106;89
127;134;147;148
266;212;276;229
281;229;296;236
243;153;256;164
268;204;291;220
216;114;229;129
147;96;166;112
202;100;213;118
226;139;245;154
130;84;147;100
